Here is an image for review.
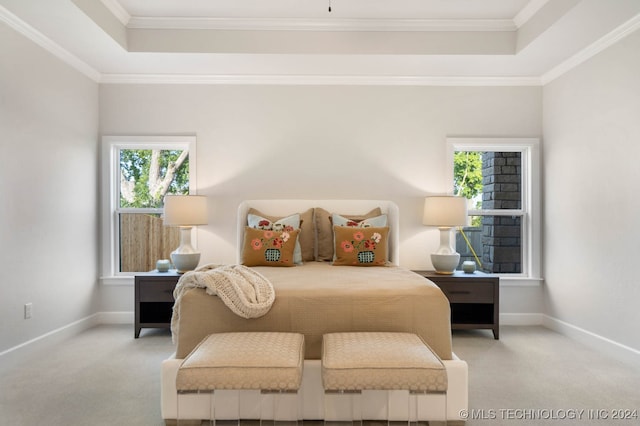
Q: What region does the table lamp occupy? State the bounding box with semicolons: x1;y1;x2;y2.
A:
423;196;468;274
163;195;208;273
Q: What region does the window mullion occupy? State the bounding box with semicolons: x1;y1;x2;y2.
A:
116;208;164;215
468;209;524;216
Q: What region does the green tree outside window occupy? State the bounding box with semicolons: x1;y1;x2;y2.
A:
119;149;189;208
453;151;482;226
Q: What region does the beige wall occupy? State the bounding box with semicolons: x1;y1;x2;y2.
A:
0;22;99;353
543;30;640;353
98;84;544;313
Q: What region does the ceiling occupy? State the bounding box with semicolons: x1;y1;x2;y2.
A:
1;0;640;85
116;0;531;20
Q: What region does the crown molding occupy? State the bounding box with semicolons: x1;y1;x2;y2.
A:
7;1;637;88
100;0;130;26
513;0;551;28
99;73;541;86
0;5;101;82
99;0;523;32
541;13;640;85
126;16;516;32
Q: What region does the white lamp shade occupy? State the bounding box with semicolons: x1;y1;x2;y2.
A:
163;195;208;226
423;196;468;227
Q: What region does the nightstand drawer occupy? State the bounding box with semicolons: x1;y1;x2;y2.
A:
439;282;494;303
138;282;175;302
413;270;499;339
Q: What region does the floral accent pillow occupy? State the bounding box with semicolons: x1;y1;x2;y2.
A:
315;207;383;261
247;213;303;264
242;227;300;267
248;208;314;262
332;226;389;266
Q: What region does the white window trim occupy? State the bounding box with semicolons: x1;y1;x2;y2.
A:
446;137;542;284
100;135;197;285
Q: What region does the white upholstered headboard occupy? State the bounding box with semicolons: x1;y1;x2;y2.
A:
237;200;400;265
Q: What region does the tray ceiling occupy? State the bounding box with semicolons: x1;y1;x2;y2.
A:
1;0;639;85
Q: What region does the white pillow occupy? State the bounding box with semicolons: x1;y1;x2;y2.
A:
332;213;388;228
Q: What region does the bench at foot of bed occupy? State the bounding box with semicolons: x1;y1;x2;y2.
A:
162;356;467;422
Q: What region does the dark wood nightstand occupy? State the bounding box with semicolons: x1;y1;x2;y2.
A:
413;270;500;339
134;271;181;338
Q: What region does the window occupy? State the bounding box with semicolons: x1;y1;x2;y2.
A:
447;138;541;280
101;136;197;281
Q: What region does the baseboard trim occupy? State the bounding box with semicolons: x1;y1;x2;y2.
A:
3;311;638;369
543;315;640;367
94;311;134;324
0;313;100;364
0;312;134;364
500;313;639;366
500;313;544;325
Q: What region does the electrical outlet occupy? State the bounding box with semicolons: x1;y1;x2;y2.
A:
24;303;32;319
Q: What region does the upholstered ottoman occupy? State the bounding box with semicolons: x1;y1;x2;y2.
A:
322;332;447;423
176;332;304;423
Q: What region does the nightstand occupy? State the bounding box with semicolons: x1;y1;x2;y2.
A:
413;270;500;339
134;271;181;338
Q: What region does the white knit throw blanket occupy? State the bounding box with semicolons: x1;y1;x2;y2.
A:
171;264;275;342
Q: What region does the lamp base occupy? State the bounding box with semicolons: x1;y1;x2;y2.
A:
171;252;201;274
431;253;460;275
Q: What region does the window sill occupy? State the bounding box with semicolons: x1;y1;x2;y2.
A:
499;276;544;287
101;274;543;287
100;276;134;286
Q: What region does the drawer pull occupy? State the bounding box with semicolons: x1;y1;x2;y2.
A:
449;290;471;295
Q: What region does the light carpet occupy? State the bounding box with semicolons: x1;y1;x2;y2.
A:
0;325;638;425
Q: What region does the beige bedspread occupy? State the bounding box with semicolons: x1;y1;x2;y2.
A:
173;262;452;360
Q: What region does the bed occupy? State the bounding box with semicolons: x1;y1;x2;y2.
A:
161;200;468;423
